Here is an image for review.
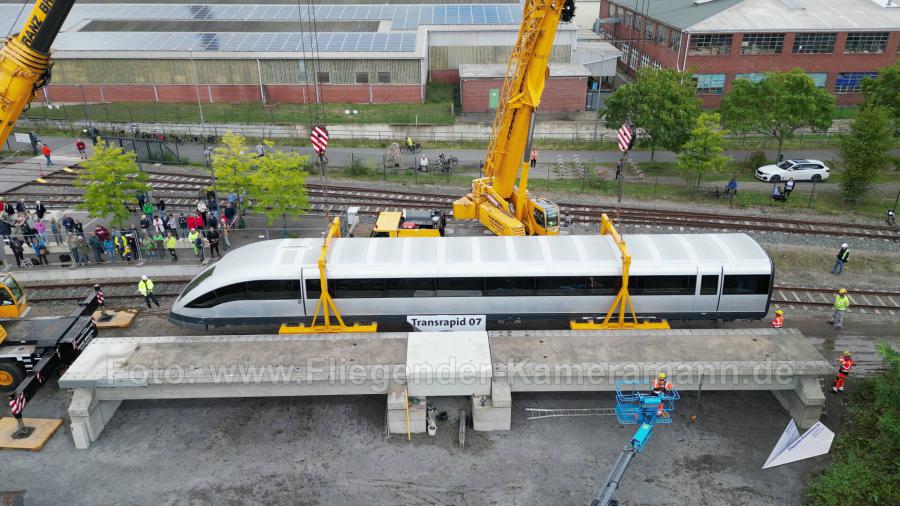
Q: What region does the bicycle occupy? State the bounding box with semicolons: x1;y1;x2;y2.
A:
434;153;458;173
400;142;421;154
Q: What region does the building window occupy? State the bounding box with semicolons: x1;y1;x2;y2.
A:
645;21;653;40
735;73;766;83
355;72;369;84
657;25;667;44
624;11;633;28
651;60;662;69
316;71;330;84
694;74;725;95
688;34;732;55
641;54;650;68
670;30;681;52
620;42;630;63
843;32;888;54
741;33;784;55
634;15;642;32
792;33;836;54
298;61;308;82
378;72;391;84
807;73;828;88
630;48;638;69
834;72;878;94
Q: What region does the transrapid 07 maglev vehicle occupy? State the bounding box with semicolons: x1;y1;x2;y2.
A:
169;234;773;330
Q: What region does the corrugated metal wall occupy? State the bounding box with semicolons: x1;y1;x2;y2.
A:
428;45;570;70
52;58;421;85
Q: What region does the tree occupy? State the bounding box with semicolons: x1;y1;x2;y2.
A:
861;61;900;126
76;141;149;228
603;68;702;159
211;132;257;205
839;106;893;200
249;147;310;232
677;112;731;187
719;69;834;157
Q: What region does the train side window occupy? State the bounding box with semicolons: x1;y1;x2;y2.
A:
436;278;483;297
587;276;620;295
386;278;435;297
333;278;385;298
700;275;719;295
485;277;535;296
246;280;300;300
536;276;587;296
723;275;770;295
186;282;246;308
629;276;696;295
305;279;321;299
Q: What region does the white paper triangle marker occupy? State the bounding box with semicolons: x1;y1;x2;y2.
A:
763;421;834;469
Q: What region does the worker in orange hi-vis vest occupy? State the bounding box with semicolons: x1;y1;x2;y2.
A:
770;309;784;328
650;373;672;417
832;351;854;393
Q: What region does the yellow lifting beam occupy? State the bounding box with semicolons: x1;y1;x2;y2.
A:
279;218;378;334
570;214;670;331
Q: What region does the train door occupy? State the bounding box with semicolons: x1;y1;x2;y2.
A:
693;268;721;315
0;274;27;318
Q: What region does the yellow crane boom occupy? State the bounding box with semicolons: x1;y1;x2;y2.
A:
453;0;574;236
0;0;76;146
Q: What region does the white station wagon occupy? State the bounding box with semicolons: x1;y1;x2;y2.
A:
755;159;831;183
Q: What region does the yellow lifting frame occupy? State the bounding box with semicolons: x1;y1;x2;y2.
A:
570;213;670;331
279;218;378;334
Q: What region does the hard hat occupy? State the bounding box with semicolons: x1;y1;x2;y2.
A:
841;243;848;248
843;351;852;357
839;288;847;294
141;275;148;280
775;309;783;315
658;373;666;380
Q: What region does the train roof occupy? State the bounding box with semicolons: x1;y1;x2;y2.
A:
199;233;770;288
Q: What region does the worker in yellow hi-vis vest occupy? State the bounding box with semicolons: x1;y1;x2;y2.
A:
138;275;160;309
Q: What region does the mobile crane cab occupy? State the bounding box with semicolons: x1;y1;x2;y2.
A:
0;273;28;319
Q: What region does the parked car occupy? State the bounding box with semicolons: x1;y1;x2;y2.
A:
755;159;830;183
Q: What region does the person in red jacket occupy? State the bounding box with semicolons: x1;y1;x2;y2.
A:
41;144;53;166
75;138;87;159
832;351;854;393
650;373;672;417
770;309;784;328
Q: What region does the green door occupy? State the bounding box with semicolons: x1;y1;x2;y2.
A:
488;88;499;109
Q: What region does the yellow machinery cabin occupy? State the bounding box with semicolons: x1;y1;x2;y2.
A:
371;211;443;238
0;273;28;319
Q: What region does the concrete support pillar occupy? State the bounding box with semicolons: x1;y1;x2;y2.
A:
472;378;512;431
771;377;826;430
386;384;426;435
68;388;122;449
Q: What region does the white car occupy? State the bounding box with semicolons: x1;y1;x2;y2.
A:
755;159;830;183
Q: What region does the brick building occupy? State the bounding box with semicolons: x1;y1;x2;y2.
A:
598;0;900;106
460;64;591;112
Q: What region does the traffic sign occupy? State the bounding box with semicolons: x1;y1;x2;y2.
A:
617;123;634;152
310;124;329;155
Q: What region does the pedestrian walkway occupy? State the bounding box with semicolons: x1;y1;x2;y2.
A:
11;262;204;283
0;155;81;193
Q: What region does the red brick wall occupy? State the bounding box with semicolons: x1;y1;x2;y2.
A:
462;77;587;112
602;0;899;107
211;85;262;103
371;85;422;103
155;85;210;103
264;85;313;104
430;69;460;83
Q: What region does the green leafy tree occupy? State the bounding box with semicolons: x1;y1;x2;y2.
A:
76;141;149;227
719;69;834;157
603;68;702;159
211;132;257;204
677;112;731;186
249;147;310;231
861;60;900;125
839;106;894;199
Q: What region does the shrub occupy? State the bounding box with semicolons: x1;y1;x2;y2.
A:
744;150;768;174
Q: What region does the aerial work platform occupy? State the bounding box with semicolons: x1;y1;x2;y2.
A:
59;328;832;448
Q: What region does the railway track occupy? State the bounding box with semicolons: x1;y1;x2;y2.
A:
24;280;900;315
9;169;898;241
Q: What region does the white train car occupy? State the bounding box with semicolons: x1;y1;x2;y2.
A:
169;234;773;330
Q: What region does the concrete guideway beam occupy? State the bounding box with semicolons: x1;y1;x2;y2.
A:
59;328;831;448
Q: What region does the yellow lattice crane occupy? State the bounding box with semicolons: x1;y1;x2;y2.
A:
453;0;575;236
1;0;76;146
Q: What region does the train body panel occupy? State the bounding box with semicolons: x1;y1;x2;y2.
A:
169;234;773;329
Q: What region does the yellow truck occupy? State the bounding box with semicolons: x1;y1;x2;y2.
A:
370;211;446;238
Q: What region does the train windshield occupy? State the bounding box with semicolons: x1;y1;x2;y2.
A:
178;266;216;301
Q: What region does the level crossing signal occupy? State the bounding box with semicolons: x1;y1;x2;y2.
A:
310;125;329;155
617;123;635;153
